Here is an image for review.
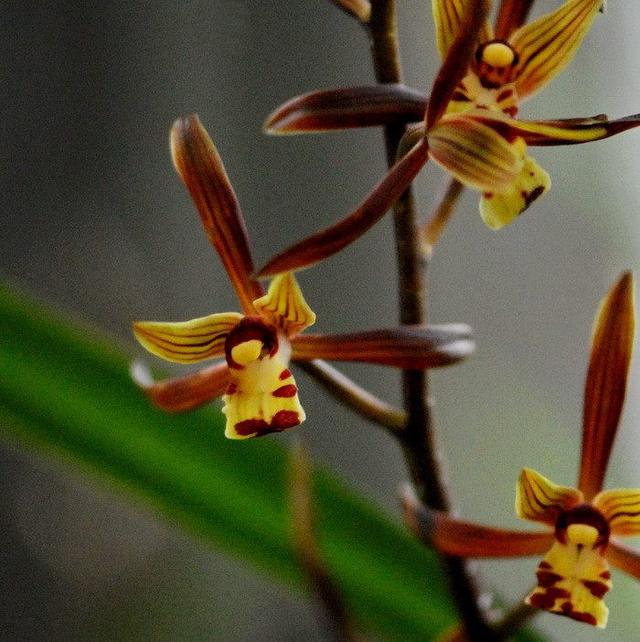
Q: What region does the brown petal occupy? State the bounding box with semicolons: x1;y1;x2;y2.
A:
494;0;534;40
426;0;491;129
256;138;429;276
579;272;636;500
130;360;230;412
401;484;553;557
291;324;474;368
264;85;427;134
329;0;371;22
170;115;263;313
607;539;640;580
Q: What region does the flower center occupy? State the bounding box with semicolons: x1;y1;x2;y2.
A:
224;316;278;369
566;524;599;546
481;42;515;68
474;40;519;88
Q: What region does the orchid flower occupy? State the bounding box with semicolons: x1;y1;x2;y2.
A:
403;272;639;628
132;115;475;439
256;0;640;277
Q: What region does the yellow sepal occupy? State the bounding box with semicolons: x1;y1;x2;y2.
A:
133;312;243;364
432;0;492;60
594;489;640;536
253;272;316;338
516;468;583;525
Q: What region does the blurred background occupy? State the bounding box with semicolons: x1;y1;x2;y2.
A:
2;1;640;640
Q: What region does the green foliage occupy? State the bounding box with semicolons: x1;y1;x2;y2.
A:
0;282;545;641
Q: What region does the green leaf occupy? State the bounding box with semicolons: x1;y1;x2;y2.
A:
0;282;546;641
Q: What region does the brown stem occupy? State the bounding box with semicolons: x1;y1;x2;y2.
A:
367;2;499;639
421;178;464;259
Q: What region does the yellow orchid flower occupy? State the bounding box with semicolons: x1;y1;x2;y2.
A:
403;272;640;628
133;115;476;438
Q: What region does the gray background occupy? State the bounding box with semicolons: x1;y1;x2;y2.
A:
2;1;640;640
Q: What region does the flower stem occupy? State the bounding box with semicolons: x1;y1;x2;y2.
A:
367;2;500;639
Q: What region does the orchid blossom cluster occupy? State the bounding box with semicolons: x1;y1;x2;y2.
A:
132;0;640;636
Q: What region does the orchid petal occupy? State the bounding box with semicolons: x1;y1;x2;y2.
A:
579;272;635;500
329;0;371;22
427;114;521;193
427;0;491;128
257;138;429;277
133;312;242;364
402;486;552;557
130;360;230;412
516;468;583;526
479;150;550;230
526;539;611;628
593;489;640;536
264;85;427;134
494;0;534;40
171;115;263;313
607;539;640;580
253;273;316;338
509;0;605;100
431;0;492;60
291;324;474;368
223;351;304;439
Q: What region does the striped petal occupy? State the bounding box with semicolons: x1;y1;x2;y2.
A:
253;272;316;338
427;114;521;193
401;485;553;557
223;349;304;439
431;0;492;60
494;0;534;40
509;0;605;101
479;147;550;230
526;538;611;628
130;360;230;412
264;85;427;134
579;272;635;500
257;138;429;277
516;468;583;526
133;312;242;364
171;115;263;313
291;324;474;368
593;489;640;536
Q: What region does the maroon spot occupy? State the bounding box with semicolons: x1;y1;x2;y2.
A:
484;192;494;199
559;602;598;626
271;410;300;429
273;384;297;398
582;579;610;599
279;368;292;380
539;561;552;569
451;90;471;102
504;106;518;117
529;587;569;611
536;570;563;588
225;382;238;395
600;571;611;580
234;418;269;436
497;88;513;102
522;185;545;209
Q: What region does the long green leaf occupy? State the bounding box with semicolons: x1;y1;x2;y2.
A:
0;282;545;641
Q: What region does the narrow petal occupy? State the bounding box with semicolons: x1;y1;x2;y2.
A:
593;489;640;536
579;272;635;500
291;324;474;368
223;350;305;439
130;360;230;412
402;485;553;557
170;115;263;313
427;114;521;193
256;138;429;277
479;150;550;230
253;272;316;337
494;0;534;40
509;0;605;100
465;110;640;147
526;539;611;628
133;312;242;364
264;85;427;134
329;0;371;22
607;539;640;580
516;468;583;526
431;0;492;60
427;0;491;128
